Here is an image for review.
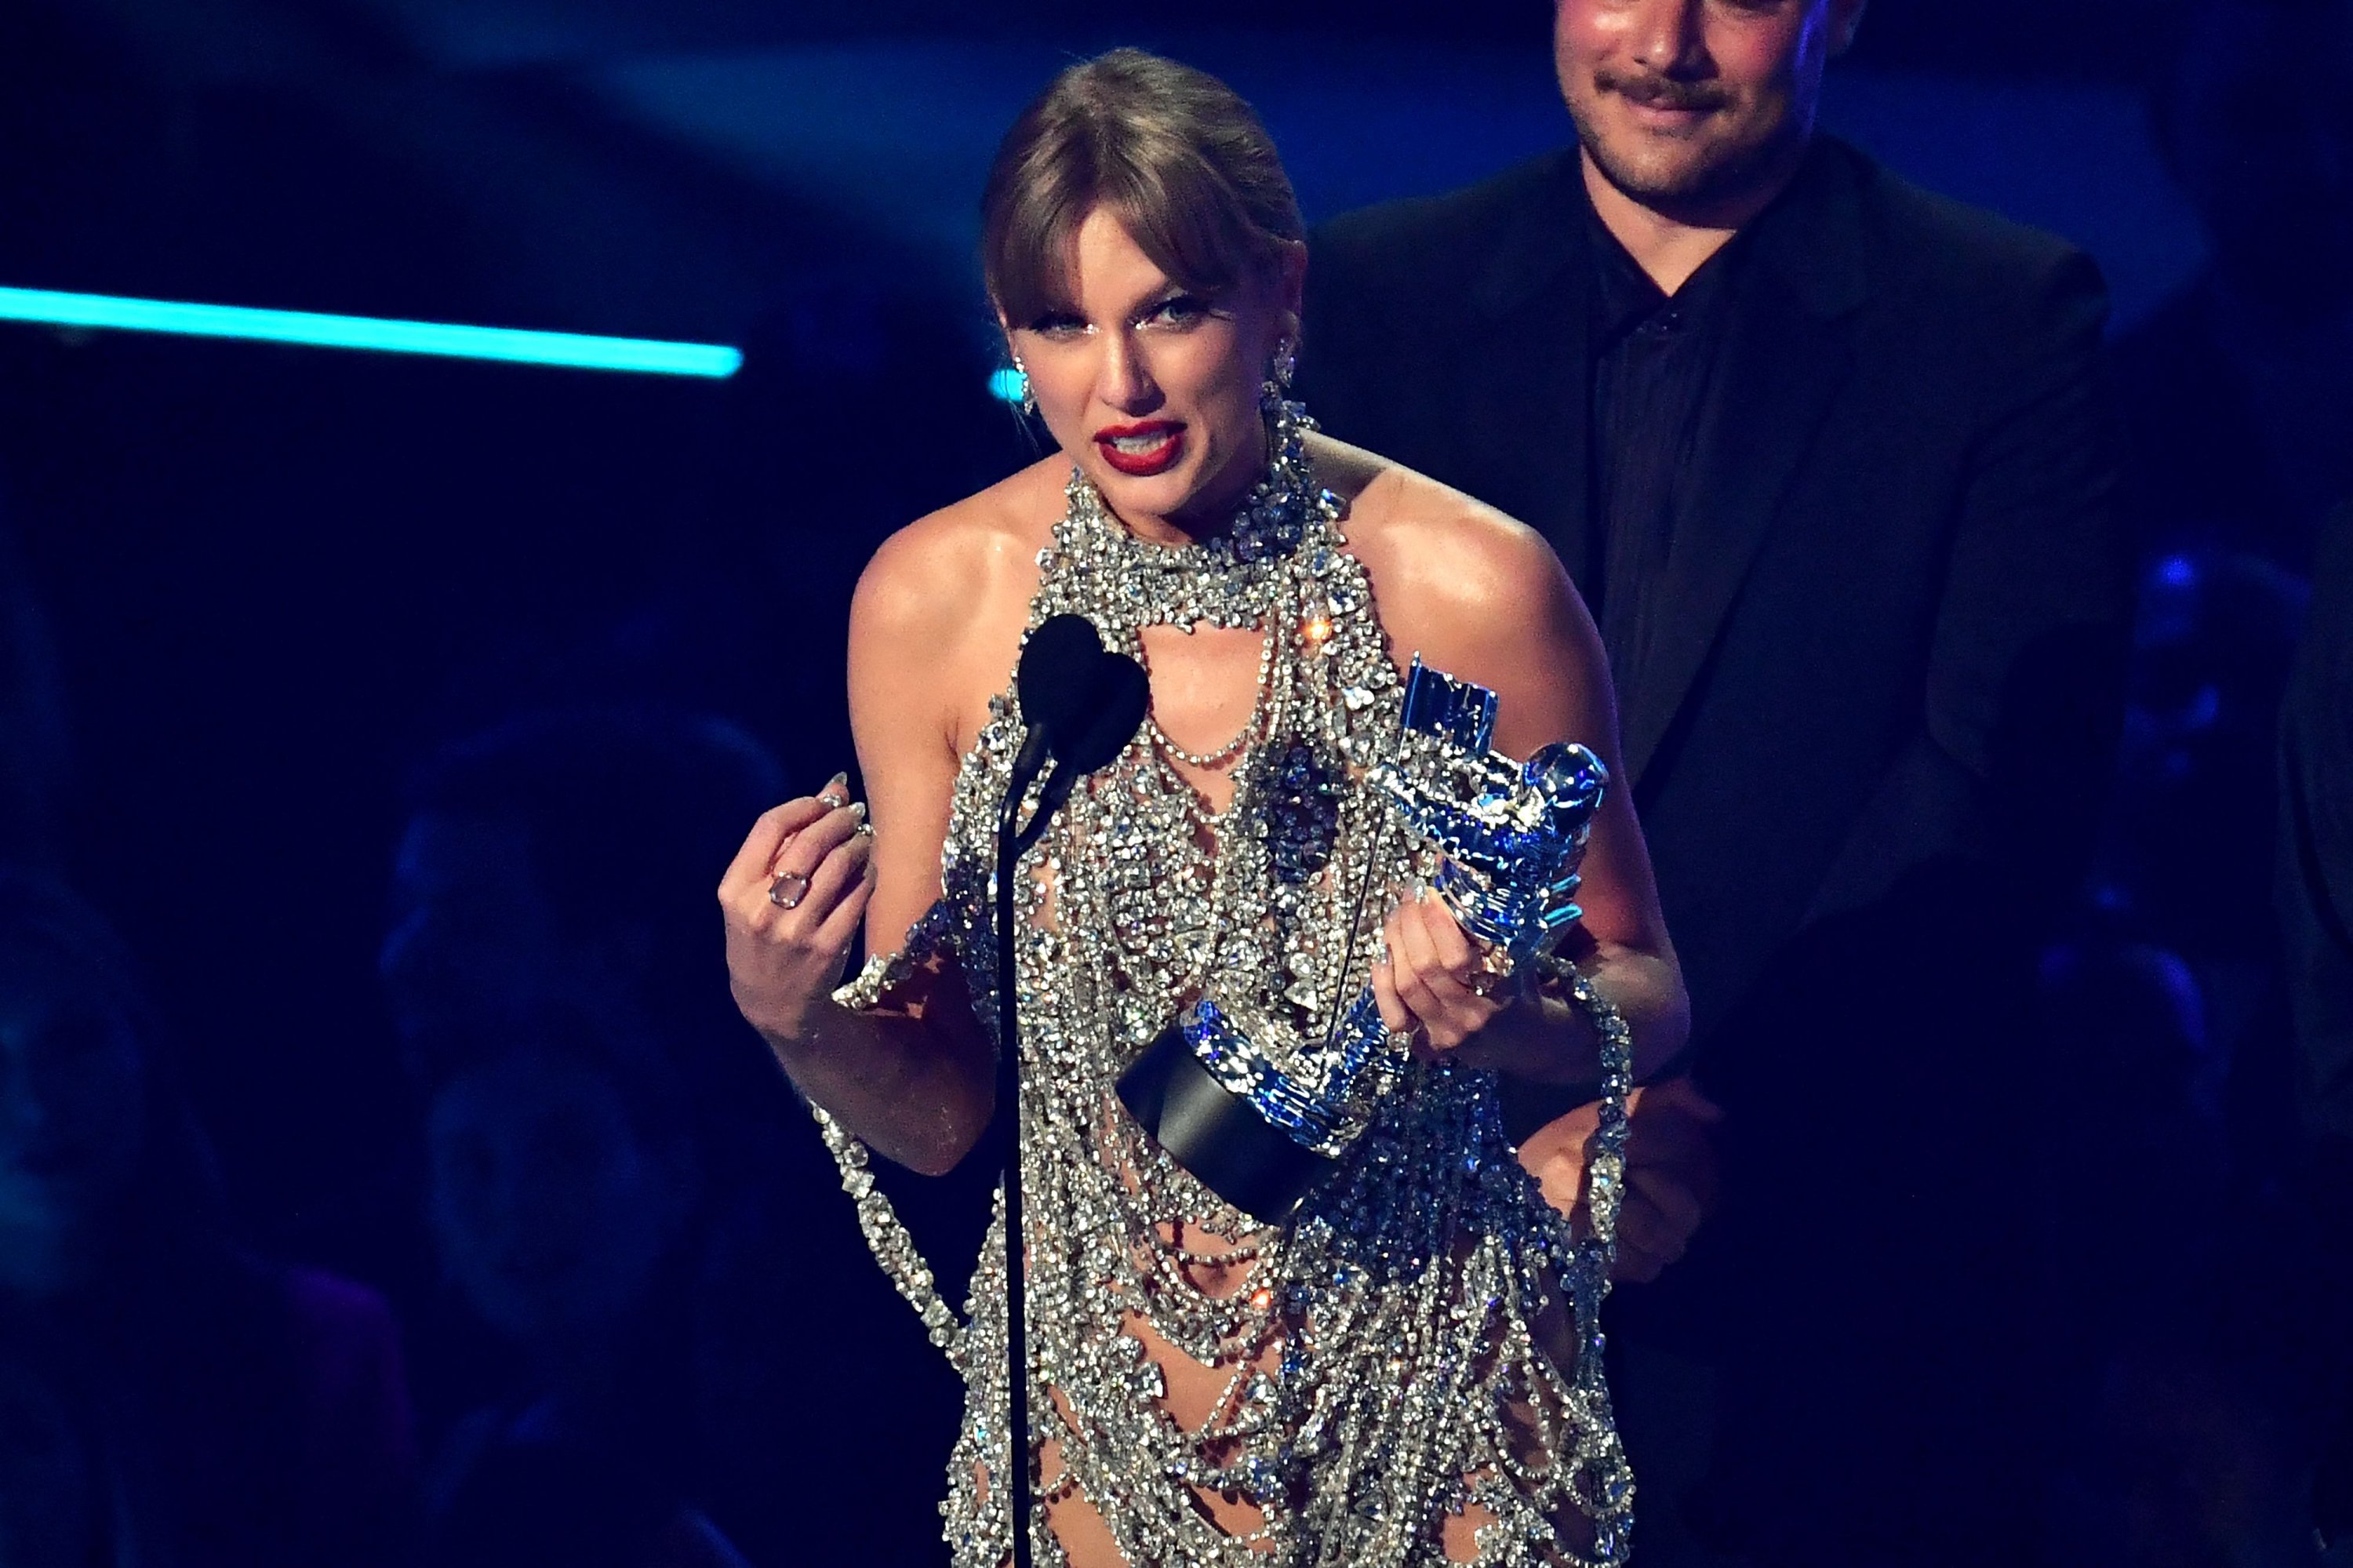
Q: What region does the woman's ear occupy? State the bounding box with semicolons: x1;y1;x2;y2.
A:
1275;239;1308;337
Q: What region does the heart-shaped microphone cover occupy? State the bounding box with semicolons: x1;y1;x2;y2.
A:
1017;613;1108;742
1059;654;1148;775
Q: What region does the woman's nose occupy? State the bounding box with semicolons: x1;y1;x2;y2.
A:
1095;332;1160;413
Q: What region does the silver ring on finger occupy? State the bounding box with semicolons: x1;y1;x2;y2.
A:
767;870;812;910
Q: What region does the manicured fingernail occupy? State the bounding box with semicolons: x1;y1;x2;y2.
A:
828;770;849;788
849;801;867;821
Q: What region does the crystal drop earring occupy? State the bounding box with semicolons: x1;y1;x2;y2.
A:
1013;355;1038;418
1261;337;1298;413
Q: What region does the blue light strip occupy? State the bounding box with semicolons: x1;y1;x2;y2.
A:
0;286;742;378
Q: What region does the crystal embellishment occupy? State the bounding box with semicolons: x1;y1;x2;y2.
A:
814;397;1636;1566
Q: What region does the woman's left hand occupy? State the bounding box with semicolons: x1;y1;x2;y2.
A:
1372;886;1526;1068
1515;1077;1722;1282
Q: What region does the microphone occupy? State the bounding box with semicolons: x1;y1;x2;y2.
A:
1020;657;1147;857
1053;653;1150;775
993;613;1145;1568
1007;616;1147;855
1011;613;1112;786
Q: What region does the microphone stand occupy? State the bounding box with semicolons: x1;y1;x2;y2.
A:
993;752;1049;1568
988;613;1144;1568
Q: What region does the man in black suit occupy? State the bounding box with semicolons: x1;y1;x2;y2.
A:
1300;2;2129;1561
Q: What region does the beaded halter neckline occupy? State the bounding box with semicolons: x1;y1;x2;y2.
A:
1052;396;1335;635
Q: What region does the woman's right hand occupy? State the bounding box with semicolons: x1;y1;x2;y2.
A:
718;772;876;1046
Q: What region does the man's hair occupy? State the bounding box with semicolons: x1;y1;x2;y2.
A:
404;705;784;951
980;48;1304;326
402;709;795;1160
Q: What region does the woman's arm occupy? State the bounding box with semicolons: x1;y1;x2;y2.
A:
718;518;1002;1176
1352;479;1689;1087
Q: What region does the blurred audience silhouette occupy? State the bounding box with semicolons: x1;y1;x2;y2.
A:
2093;551;2308;1062
0;871;416;1566
417;1008;750;1568
345;702;965;1563
379;708;801;1191
2117;0;2353;576
2092;8;2353;1521
2028;534;2330;1566
2282;502;2353;1556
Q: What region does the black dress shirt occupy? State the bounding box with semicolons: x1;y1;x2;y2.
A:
1585;188;1747;697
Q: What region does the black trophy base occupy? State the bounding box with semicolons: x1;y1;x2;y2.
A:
1116;1024;1337;1223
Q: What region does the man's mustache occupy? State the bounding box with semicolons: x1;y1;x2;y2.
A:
1595;70;1729;111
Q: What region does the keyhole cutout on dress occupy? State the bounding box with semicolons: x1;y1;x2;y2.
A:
1134;620;1271;814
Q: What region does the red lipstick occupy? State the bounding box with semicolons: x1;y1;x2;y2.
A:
1094;420;1184;477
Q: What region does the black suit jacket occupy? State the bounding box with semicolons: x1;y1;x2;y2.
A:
1300;137;2129;1058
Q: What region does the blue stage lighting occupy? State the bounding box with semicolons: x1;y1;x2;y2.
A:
0;286;742;377
987;366;1027;404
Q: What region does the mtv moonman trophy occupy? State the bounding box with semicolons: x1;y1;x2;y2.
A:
1117;658;1610;1222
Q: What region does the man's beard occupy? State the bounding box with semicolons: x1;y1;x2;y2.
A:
1568;75;1806;213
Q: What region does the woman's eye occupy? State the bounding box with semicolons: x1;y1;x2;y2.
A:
1027;311;1088;337
1145;295;1209;327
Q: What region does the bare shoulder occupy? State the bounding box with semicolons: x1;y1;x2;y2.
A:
1309;432;1612;759
849;457;1066;753
1308;433;1585;667
852;457;1060;638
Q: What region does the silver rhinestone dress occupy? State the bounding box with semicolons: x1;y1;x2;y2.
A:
816;406;1635;1567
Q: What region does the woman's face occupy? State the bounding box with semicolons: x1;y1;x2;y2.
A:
427;1051;682;1348
0;953;144;1296
1006;206;1301;540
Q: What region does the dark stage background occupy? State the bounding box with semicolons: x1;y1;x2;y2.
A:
0;2;2344;1565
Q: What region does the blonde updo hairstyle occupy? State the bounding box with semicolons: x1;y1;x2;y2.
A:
980;49;1306;332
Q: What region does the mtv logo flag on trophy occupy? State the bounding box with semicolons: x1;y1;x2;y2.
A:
1117;657;1609;1221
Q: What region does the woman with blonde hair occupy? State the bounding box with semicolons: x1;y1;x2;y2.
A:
720;48;1686;1567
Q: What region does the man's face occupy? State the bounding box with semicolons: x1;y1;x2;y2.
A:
1556;0;1860;217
